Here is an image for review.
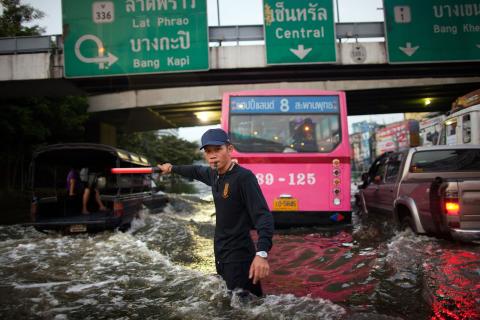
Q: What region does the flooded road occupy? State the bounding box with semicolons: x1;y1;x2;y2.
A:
0;189;479;319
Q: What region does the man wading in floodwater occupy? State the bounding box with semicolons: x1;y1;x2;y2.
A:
158;128;274;296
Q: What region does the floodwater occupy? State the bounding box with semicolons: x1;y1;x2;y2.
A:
0;187;479;319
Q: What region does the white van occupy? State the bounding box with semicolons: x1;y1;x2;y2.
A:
440;104;480;145
439;89;480;146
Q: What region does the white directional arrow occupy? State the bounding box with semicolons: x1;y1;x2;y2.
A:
289;45;312;60
74;34;118;69
86;52;118;68
399;42;419;57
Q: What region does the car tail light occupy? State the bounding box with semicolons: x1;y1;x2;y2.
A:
444;189;460;228
445;201;459;215
114;201;124;217
444;190;459;216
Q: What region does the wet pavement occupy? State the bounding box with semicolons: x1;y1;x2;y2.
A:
0;187;479;319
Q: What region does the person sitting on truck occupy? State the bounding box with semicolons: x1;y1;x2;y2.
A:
82;172;108;214
67;167;82;197
66;167;83;214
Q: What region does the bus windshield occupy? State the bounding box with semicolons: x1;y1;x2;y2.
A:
230;114;340;153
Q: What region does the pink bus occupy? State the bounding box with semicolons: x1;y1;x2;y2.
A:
221;90;351;227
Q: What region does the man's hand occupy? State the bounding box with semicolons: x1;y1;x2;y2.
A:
249;256;270;284
157;163;173;175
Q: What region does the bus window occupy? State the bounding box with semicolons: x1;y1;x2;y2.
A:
445;119;457;145
463;114;471;143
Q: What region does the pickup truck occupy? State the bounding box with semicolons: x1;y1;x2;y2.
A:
358;145;480;242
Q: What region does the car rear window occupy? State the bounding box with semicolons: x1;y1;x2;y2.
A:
410;149;480;172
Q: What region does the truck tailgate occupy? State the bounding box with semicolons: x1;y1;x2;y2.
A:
460;180;480;229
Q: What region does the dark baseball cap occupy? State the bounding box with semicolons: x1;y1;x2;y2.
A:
200;128;230;150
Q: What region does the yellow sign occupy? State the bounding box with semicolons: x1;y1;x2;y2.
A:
273;198;298;211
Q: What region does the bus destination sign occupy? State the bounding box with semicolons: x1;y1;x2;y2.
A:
230;96;340;113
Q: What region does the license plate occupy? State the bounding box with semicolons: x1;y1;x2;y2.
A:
69;224;87;233
273;198;298;211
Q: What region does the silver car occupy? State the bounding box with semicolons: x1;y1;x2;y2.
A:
359;145;480;242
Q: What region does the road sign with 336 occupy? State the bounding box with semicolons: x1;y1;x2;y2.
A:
263;0;336;65
62;0;209;78
384;0;480;63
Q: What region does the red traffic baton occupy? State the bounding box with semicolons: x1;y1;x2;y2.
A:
111;167;160;174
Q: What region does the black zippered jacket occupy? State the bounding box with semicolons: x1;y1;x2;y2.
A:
172;164;274;263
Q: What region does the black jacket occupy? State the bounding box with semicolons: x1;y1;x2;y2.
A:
172;163;274;263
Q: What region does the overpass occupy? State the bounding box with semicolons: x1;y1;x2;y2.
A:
1;23;479;142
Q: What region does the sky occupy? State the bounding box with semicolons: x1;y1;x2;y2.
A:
26;0;385;34
24;0;403;141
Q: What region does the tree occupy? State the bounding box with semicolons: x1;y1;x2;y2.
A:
156;135;203;165
118;132;203;193
0;0;45;37
117;132;202;166
0;96;90;191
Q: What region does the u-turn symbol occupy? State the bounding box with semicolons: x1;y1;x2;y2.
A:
74;34;118;70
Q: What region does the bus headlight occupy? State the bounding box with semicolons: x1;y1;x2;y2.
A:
333;198;341;205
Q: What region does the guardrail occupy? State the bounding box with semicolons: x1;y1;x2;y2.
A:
0;35;63;54
211;22;383;42
0;22;383;54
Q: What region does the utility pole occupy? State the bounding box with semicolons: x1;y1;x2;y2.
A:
335;0;340;22
217;0;222;46
335;0;341;43
217;0;221;26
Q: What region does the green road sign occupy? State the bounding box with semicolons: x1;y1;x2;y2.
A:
384;0;480;63
263;0;336;65
62;0;208;78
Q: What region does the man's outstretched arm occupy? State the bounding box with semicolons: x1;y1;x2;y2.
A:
157;163;213;186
